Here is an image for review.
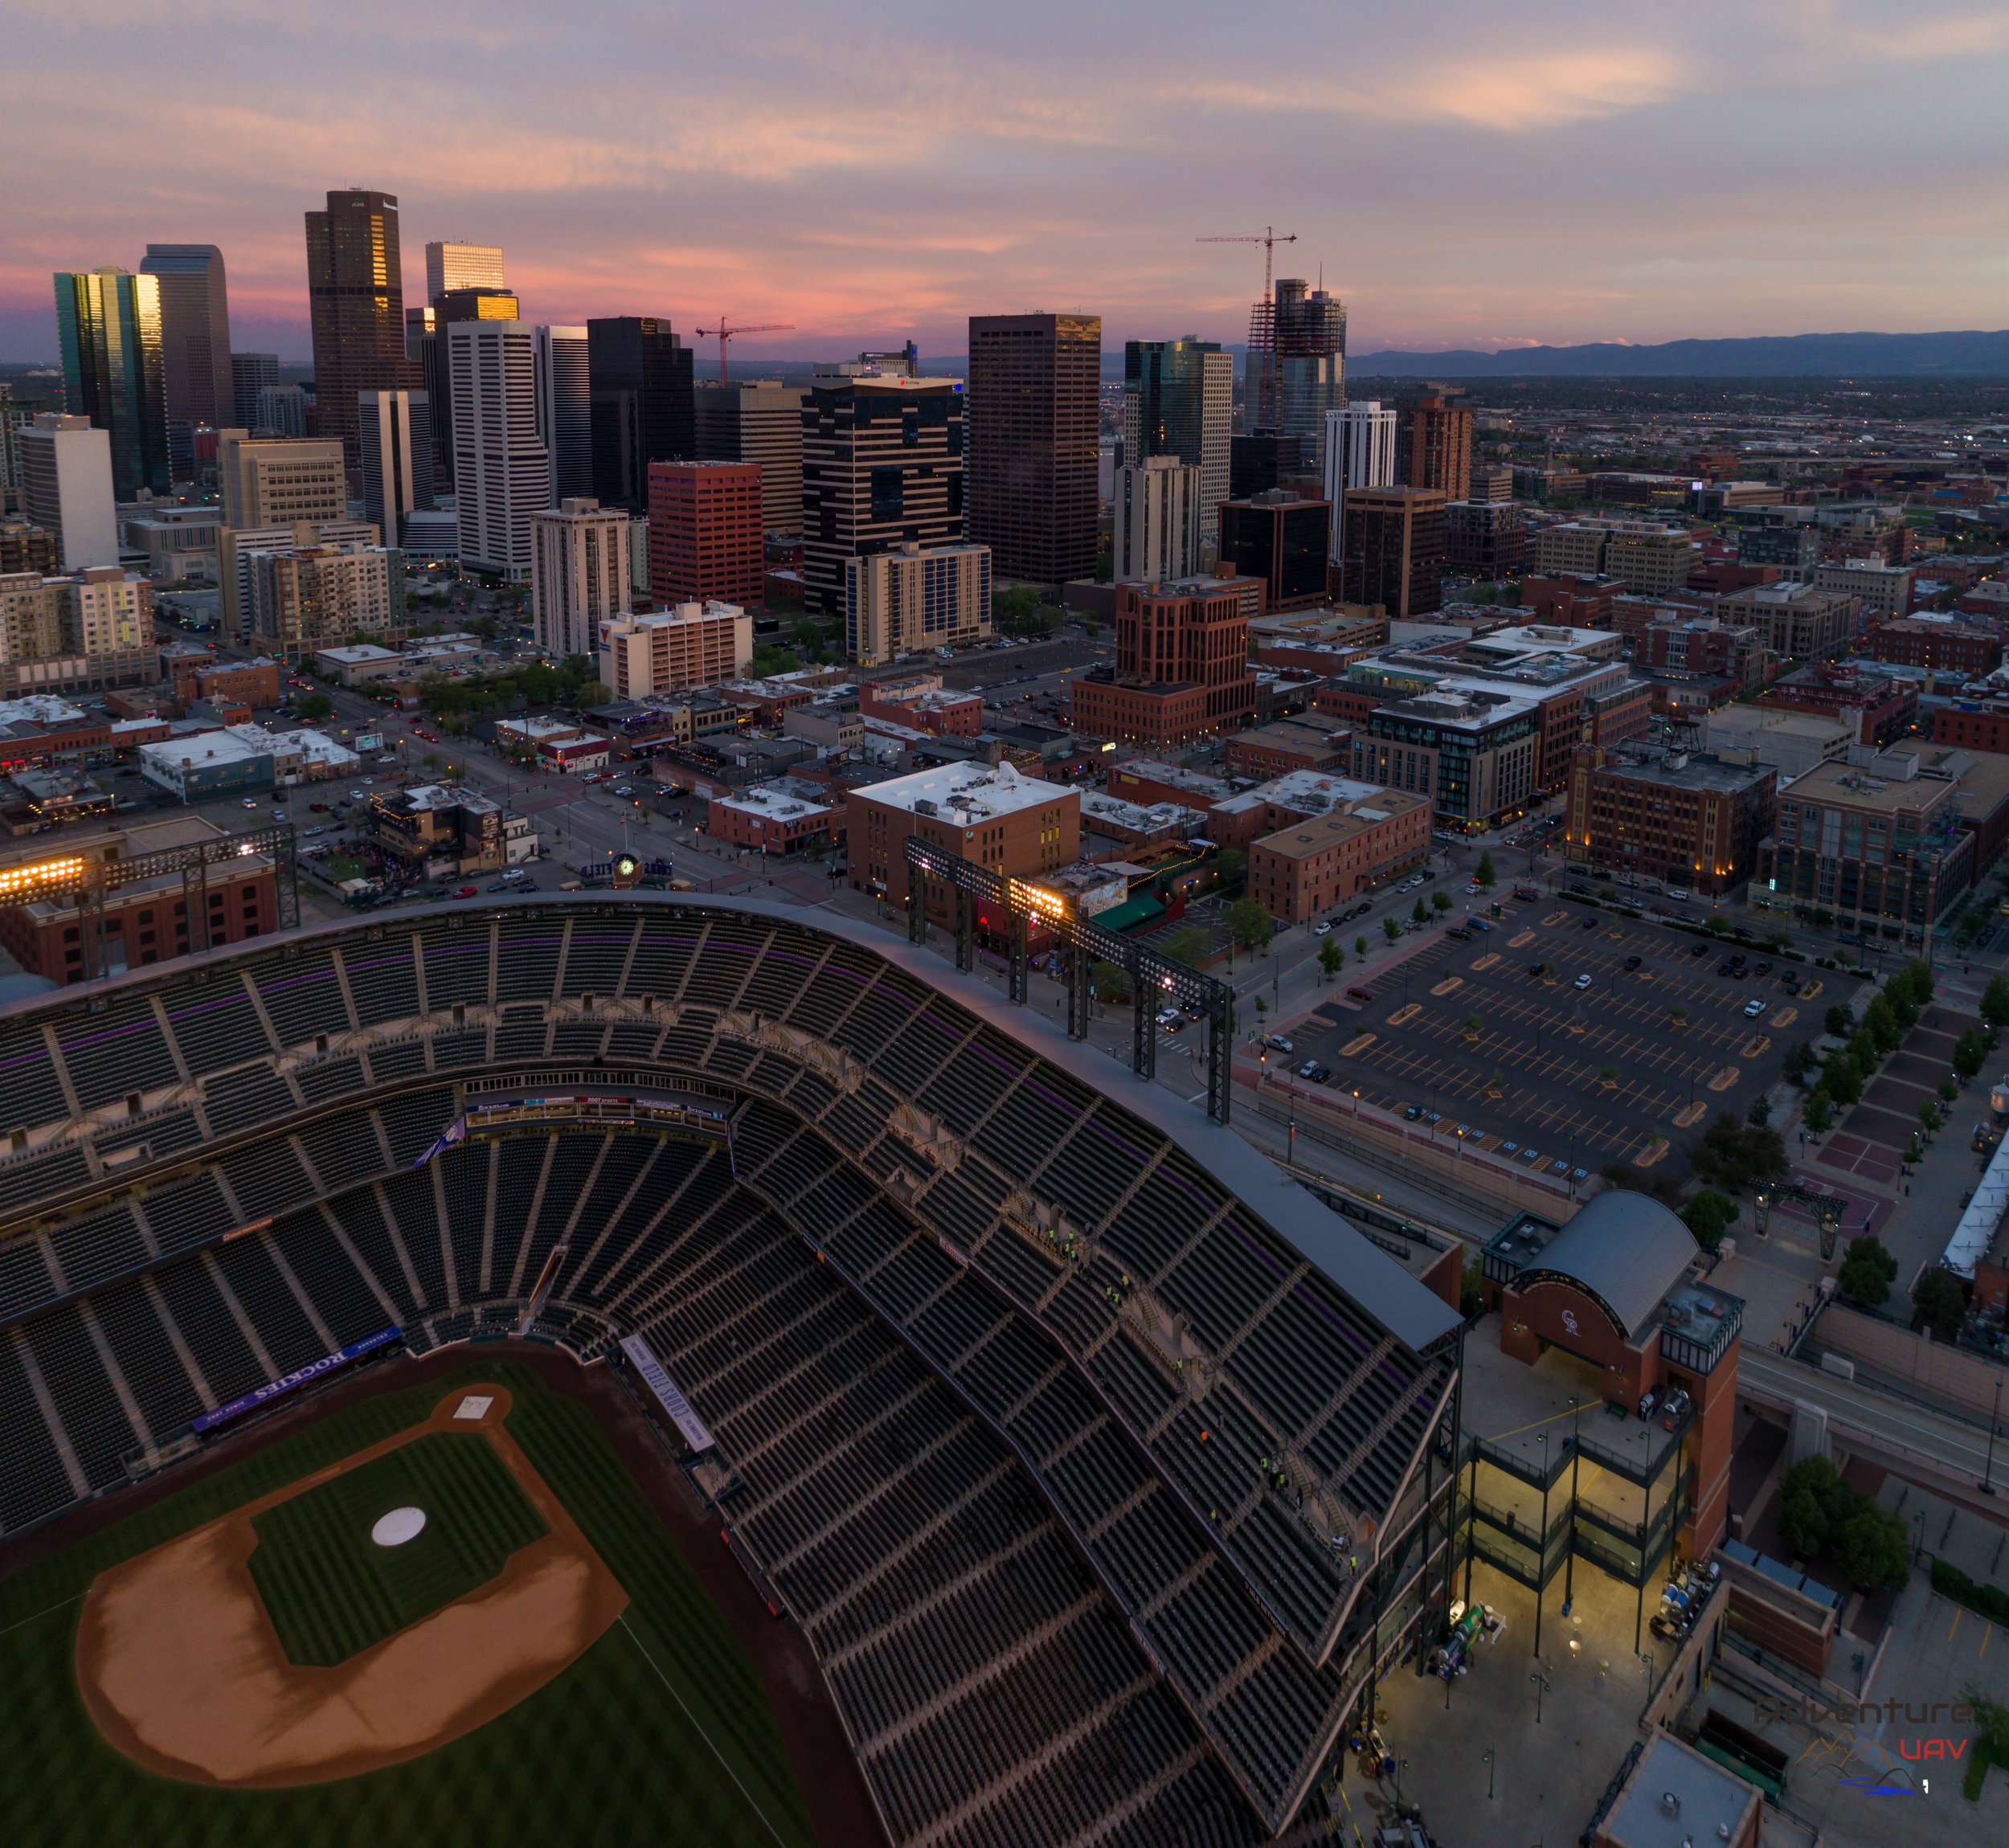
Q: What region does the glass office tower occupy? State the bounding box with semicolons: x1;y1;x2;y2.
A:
54;268;170;499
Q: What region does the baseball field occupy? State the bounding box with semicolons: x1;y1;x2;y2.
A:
0;1358;816;1846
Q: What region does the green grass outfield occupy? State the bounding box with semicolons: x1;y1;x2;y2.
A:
248;1430;548;1666
0;1360;813;1848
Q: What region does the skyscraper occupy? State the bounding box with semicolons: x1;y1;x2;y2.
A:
426;242;504;305
1121;340;1232;544
965;313;1101;587
231;351;279;430
1271;280;1345;467
139;244;233;431
304;189;415;463
799;370;964;619
358;390;436;543
16;415;118;570
1112;457;1203;585
1405;391;1474;503
535;326;592;503
419;289;518;493
450;321;548;580
587;318;694;511
1342;486;1446;618
693;380;806;534
646;461;763;610
54;268;170;498
1325;400;1399;560
531;498;629;659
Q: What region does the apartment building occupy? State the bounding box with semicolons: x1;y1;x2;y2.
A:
1868;619;2002;677
216;432;347;529
1534;520;1692;594
1070;576;1257;747
1350;686;1540;830
1248;785;1432;923
843;543;992;666
531;497;630;658
246;542;404;661
648;460;764;609
1716;582;1861;662
599;600;752;699
1814;556;1916;621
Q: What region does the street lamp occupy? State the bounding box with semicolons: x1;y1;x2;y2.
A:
1529;1667;1551;1725
1484;1744;1496;1800
1985;1376;2002;1498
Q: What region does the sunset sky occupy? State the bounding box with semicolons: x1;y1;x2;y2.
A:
6;0;2007;366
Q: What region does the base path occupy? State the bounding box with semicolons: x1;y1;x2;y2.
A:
75;1384;627;1789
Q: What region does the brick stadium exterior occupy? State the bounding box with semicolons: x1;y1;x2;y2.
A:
0;897;1463;1842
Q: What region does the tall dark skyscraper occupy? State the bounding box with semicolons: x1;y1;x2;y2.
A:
1247;279;1344;468
230;350;280;430
964;313;1100;587
304;189;415;463
54;268;170;498
1122;338;1232;543
586;317;694;511
139;244;233;430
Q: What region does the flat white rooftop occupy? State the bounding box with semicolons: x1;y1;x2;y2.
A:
857;758;1070;823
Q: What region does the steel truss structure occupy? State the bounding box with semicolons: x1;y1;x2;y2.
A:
903;834;1235;1124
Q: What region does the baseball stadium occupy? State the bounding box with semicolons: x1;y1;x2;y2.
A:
0;897;1466;1846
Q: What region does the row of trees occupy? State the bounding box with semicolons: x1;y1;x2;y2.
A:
1774;1454;1909;1590
1788;959;1939;1138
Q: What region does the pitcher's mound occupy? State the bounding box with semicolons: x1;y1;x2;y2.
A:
371;1507;427;1547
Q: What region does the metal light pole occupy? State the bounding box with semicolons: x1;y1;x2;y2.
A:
1561;1396;1581;1614
1485;1745;1496;1800
1985;1377;2002;1497
1529;1668;1550;1726
1533;1433;1551;1660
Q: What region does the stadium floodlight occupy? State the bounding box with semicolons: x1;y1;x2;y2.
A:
0;854;87;897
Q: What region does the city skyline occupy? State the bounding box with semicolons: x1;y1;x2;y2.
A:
6;1;2007;366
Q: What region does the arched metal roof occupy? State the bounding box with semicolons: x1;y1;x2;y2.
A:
1512;1189;1699;1342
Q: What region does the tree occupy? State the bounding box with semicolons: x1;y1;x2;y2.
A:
1833;1506;1910;1592
1897;958;1934;1008
1162;927;1211;970
1748;1094;1772;1128
1354;936;1368;957
296;691;333;722
1766;930;1794;954
1411;895;1429;924
1598;1065;1620;1086
1460;1258;1484;1321
1667;1003;1688;1027
1847;1034;1880;1081
1701;913;1729;937
1462;1012;1483;1038
1688;1113;1787;1191
1225;896;1273;953
1918;1099;1943;1135
1837;1234;1897;1308
1863;995;1901;1056
1822;1055;1863;1107
1983;975;2009;1030
1939;1079;1959;1104
1213;848;1247;892
1954;1027;1989;1081
1776;1455;1846;1560
1912;1266;1966;1342
1431;889;1452;914
1824;1003;1853;1038
1475;850;1496;889
1681;1188;1737;1249
1382;916;1401;943
1781;1041;1815;1085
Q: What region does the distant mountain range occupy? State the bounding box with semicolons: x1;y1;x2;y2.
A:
1348;331;2009;378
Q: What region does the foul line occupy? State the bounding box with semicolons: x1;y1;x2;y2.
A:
0;1590;85;1638
619;1613;792;1847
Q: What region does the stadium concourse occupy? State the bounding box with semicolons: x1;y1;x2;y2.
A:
0;897;1464;1844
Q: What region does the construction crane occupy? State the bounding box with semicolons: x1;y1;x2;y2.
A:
1196;226;1298;303
1197;227;1297;430
695;316;796;386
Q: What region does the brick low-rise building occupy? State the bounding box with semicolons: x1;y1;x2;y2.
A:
1757;661;1917;746
1867;618;2003;677
1935;703;2009;754
1225;718;1348;779
1247;784;1431;922
706;775;841;856
1565;742;1776;895
0;816;278;983
849;758;1078;913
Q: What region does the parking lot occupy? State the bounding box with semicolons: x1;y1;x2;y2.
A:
1275;897;1867;1171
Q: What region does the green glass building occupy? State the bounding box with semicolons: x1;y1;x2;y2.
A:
55;268;170;499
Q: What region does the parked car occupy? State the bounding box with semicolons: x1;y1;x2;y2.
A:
487;881;509;892
1314;921;1331;936
1579;916;1600;930
1573;973;1594;990
452;885;477;898
1403;1104;1423;1121
1304;1064;1332;1085
1742;998;1768;1019
1262;1034;1294;1053
1446;928;1472;943
1469;917;1491;933
1623;955;1643;971
1663;887;1688;902
1346;986;1375;1001
1298;1058;1323;1079
1690;942;1710;957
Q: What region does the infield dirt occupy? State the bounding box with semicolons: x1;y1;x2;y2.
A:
74;1384;627;1788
